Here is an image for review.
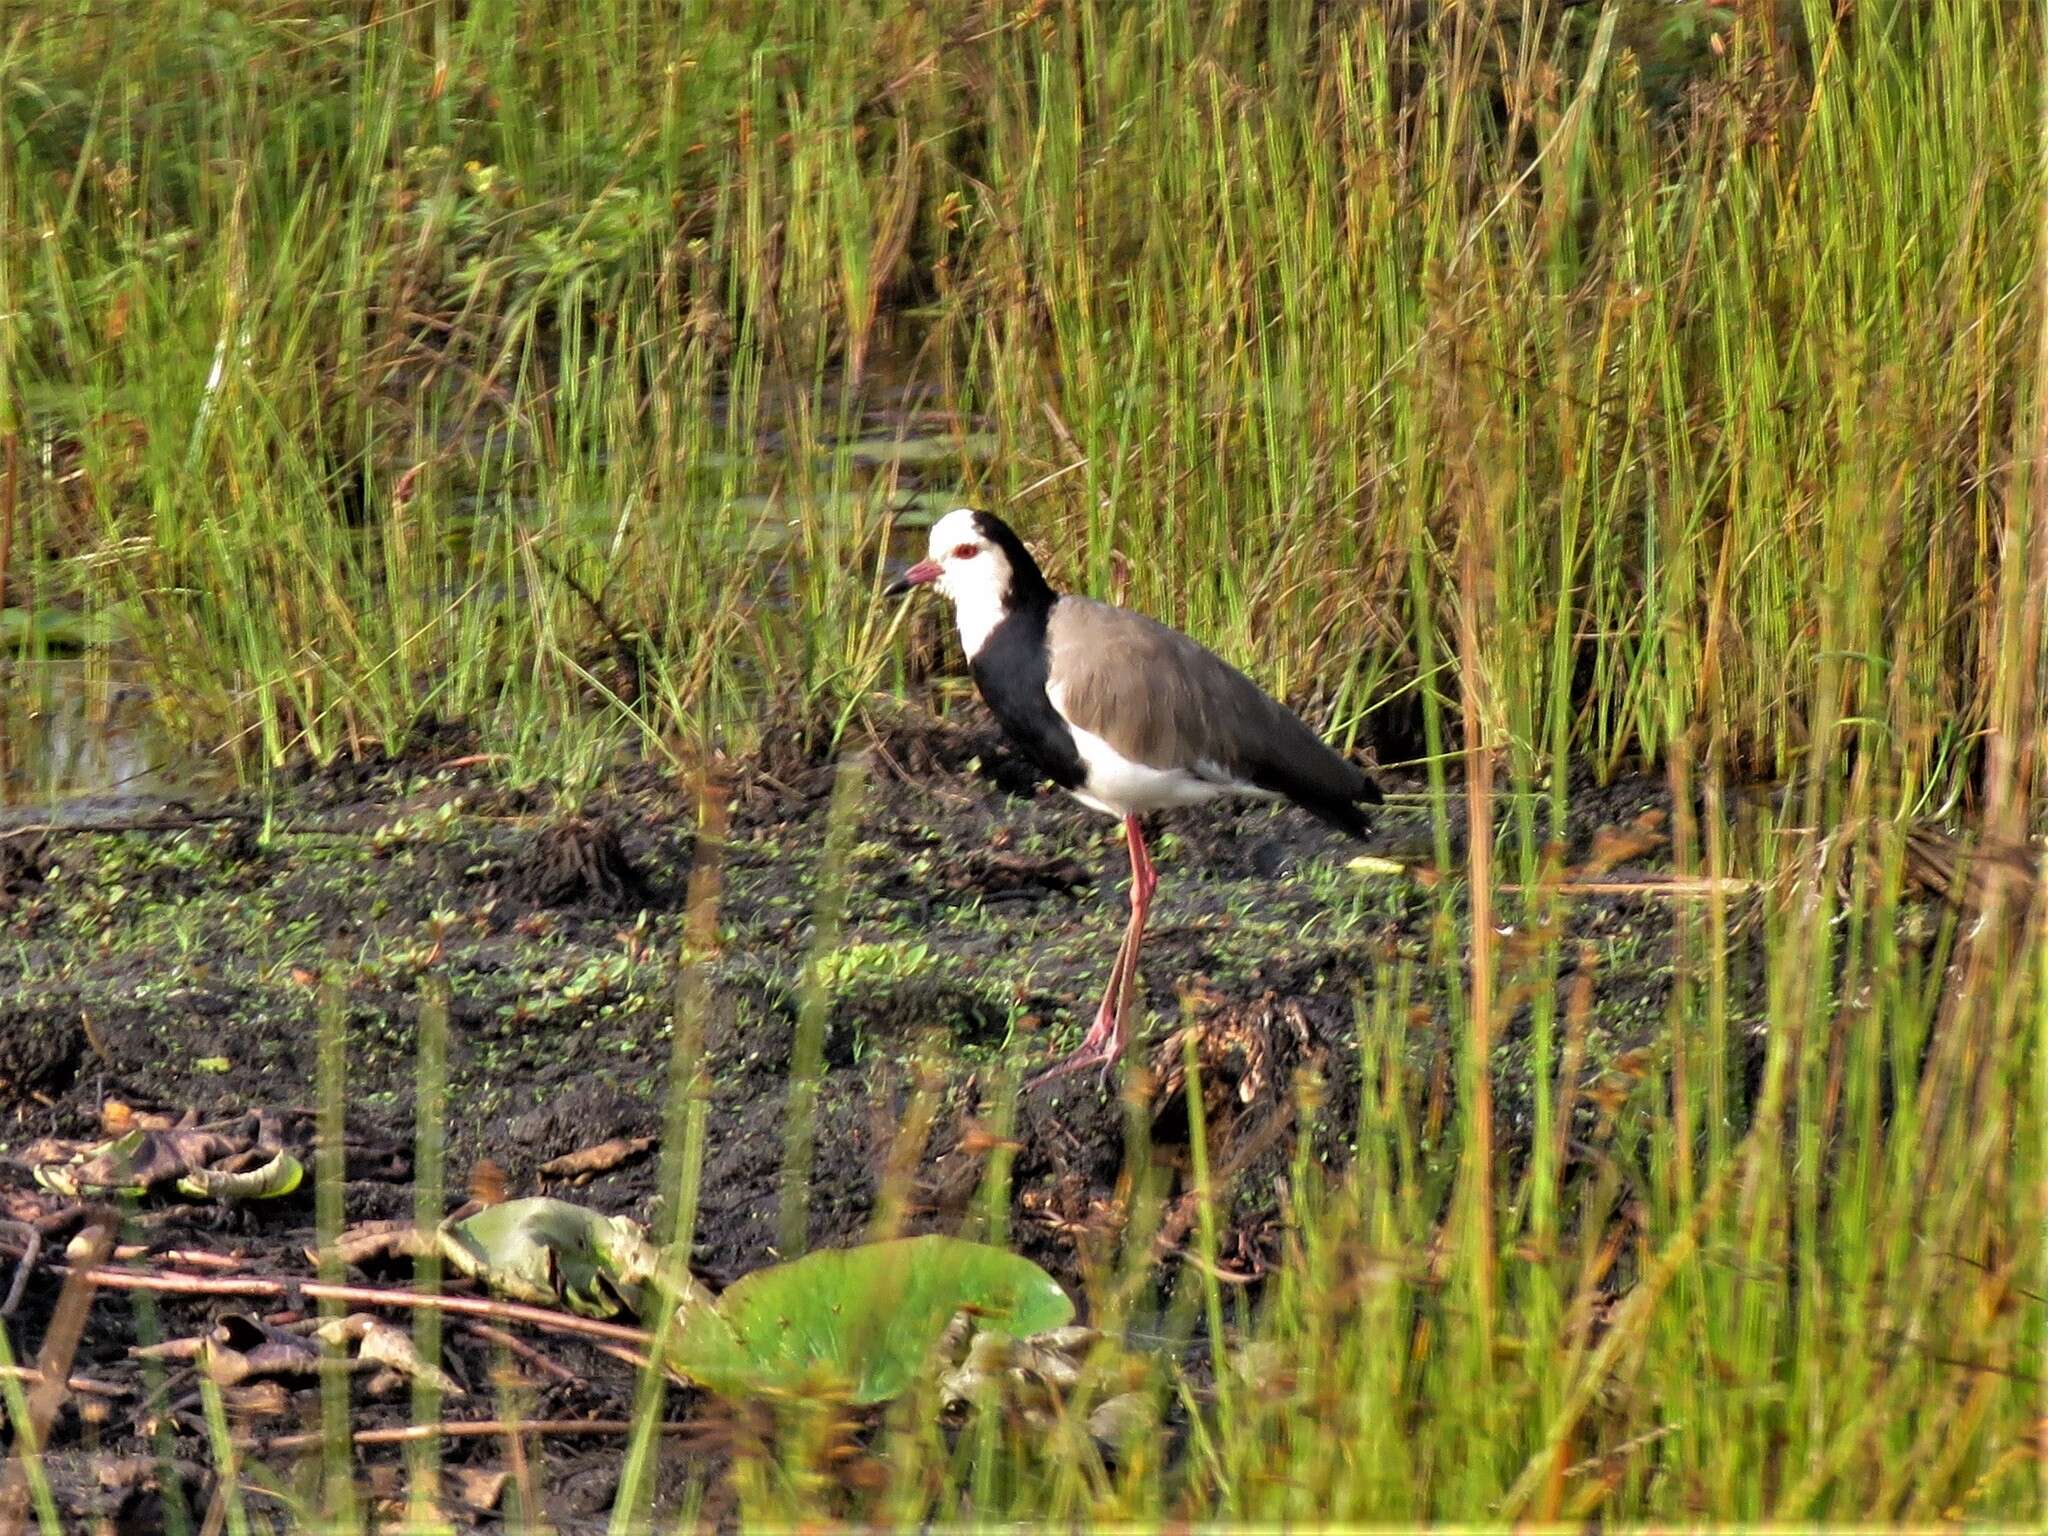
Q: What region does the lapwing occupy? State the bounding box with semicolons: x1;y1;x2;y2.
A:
888;508;1382;1081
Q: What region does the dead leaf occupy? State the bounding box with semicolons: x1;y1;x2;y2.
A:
953;1118;1021;1158
452;1467;509;1511
93;1456;157;1492
16;1138;73;1169
224;1381;292;1419
323;1219;435;1270
1577;811;1668;879
34;1127;242;1197
441;1197;710;1319
1588;1076;1633;1115
317;1314;464;1398
198;1314;321;1386
939;1319;1119;1428
1609;1049;1652;1080
470;1159;509;1206
1087;1392;1152;1445
538;1136;656;1181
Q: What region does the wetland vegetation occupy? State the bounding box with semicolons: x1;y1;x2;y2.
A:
1;0;2044;1528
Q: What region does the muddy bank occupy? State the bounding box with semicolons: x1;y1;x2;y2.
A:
0;706;1732;1523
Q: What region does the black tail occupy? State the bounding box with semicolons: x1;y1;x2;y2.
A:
1234;688;1384;841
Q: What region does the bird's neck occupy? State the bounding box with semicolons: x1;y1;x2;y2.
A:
953;581;1013;659
957;554;1057;661
1002;544;1057;614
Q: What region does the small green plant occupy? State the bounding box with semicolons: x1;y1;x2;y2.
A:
808;938;941;995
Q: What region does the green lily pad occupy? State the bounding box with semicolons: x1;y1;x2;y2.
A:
667;1234;1073;1404
406;1201;1071;1408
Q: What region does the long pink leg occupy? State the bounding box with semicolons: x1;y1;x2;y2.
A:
1101;815;1156;1066
1034;815;1155;1085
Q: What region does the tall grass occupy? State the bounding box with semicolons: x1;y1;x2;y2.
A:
0;0;2043;1527
0;0;2030;802
529;766;2032;1526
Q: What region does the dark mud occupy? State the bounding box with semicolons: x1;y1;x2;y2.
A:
0;706;1752;1526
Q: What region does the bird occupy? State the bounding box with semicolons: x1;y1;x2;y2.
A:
887;508;1382;1083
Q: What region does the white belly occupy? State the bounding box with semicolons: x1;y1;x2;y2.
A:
1063;720;1271;818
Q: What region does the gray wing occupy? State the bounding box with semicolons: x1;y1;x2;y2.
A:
1045;597;1378;828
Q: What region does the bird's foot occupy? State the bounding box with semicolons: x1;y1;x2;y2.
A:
1025;985;1135;1090
1026;1022;1125;1091
1027;1038;1112;1088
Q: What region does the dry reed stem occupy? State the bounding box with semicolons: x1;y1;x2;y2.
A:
246;1417;715;1455
63;1266;654;1347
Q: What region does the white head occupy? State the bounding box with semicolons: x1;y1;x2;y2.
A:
886;507;1048;657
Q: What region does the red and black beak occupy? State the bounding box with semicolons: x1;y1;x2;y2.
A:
884;558;942;597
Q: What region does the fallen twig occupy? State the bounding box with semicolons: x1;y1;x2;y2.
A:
460;1322;582;1386
108;1245;249;1272
1488;876;1758;898
245;1416;714;1454
594;1342;662;1376
0;1221;39;1318
0;1365;129;1398
60;1266;654;1349
0;1224;113;1528
0;810;257;842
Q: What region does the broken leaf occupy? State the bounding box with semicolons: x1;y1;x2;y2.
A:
196;1314;321;1386
441;1197;710;1320
323;1219;435;1270
452;1467;508;1511
316;1314;463;1398
938;1328;1020;1409
30;1111;315;1203
1086;1391;1153;1445
34;1127;240;1198
176;1147;303;1200
939;1321;1107;1417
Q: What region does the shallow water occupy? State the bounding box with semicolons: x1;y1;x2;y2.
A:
0;659;229;815
1;384;989;811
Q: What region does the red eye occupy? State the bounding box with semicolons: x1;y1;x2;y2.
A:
951;543;980;561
